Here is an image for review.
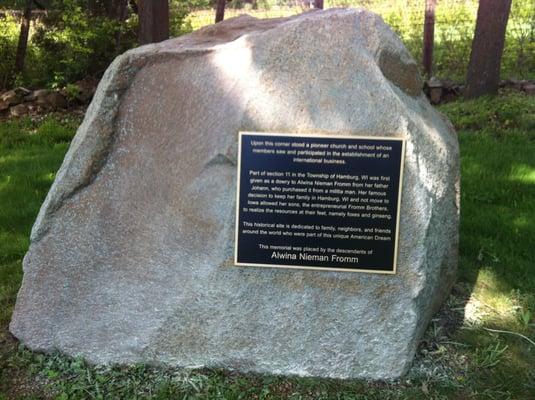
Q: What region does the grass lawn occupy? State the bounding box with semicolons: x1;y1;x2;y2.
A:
0;91;534;399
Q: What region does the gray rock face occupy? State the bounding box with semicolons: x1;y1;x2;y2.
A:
10;9;459;380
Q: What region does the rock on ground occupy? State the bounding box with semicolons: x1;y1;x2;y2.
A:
10;9;459;380
9;103;29;117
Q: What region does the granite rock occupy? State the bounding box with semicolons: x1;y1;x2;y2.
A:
1;89;22;106
10;8;459;380
25;89;50;102
43;91;68;109
9;103;29;117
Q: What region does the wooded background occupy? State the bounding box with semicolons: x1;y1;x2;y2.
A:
0;0;533;98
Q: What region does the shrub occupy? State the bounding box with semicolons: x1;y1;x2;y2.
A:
170;0;194;37
0;15;19;89
30;3;137;88
439;90;535;134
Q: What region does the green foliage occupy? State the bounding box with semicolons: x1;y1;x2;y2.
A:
503;0;535;80
511;289;535;327
170;0;194;37
29;1;137;88
169;0;213;37
0;15;20;89
0;0;207;90
439;90;535;134
474;342;508;369
2;0;532;90
0;7;136;89
432;3;475;81
63;82;81;101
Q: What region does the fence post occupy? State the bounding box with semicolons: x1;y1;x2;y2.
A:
422;0;436;78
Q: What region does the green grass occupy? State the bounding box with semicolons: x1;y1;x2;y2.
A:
0;116;80;326
1;91;534;399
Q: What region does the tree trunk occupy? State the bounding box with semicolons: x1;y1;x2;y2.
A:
14;0;32;75
138;0;169;45
422;0;436;78
215;0;226;23
315;0;324;9
465;0;512;98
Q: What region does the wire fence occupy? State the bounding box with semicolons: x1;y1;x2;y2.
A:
184;0;535;80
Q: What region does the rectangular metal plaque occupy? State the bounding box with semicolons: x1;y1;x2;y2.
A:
234;132;405;274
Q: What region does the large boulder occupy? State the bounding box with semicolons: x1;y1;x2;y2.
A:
10;9;459;380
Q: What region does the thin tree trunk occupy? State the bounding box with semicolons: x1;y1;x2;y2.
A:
139;0;169;45
14;0;32;74
88;0;98;15
215;0;226;23
111;0;128;19
465;0;512;98
103;0;113;17
112;0;129;52
422;0;436;78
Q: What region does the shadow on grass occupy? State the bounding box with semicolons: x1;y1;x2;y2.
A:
429;94;535;395
459;132;535;294
1;95;534;399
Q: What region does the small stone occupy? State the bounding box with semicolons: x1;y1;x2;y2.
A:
74;78;98;103
429;87;443;104
522;83;535;95
514;80;526;90
25;89;50;102
26;104;43;114
1;90;22;106
14;86;31;96
41;92;68;109
9;103;29;117
426;77;442;88
0;100;9;111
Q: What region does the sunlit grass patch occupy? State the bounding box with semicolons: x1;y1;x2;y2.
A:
510;164;535;184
